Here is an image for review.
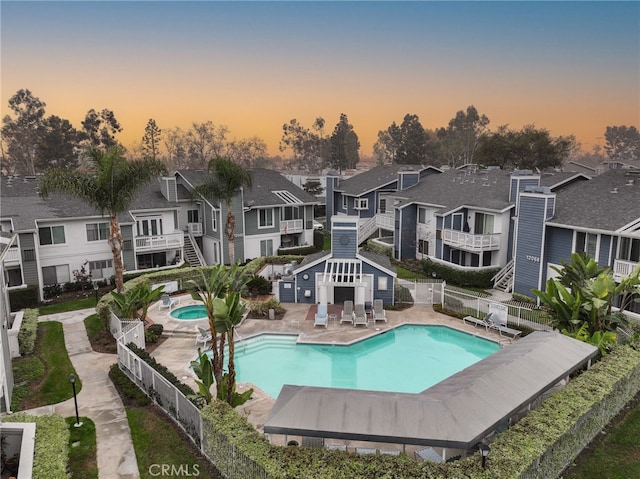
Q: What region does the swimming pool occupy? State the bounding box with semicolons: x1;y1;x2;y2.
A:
216;325;500;398
170;305;207;320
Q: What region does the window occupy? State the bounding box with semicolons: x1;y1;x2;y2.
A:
260;239;273;256
281;206;301;220
211;210;218;232
418;207;429;224
475;213;494;235
259;209;274;228
39;226;65;245
342;196;348;210
418;239;429;255
378;277;388;291
22;249;36;261
86;222;109;241
42;264;70;285
619;237;640;262
187;209;199;223
89;259;113;279
136;217;163;236
354;198;368;210
576;231;598;258
378;198;387;214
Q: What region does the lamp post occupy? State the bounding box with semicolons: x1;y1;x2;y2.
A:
69;374;82;427
93;282;99;305
479;443;490;468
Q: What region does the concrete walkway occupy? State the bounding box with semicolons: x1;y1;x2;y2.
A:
25;308;139;479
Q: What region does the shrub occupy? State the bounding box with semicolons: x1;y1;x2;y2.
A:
7;413;70;479
145;331;159;343
422;258;499;288
18;308;39;355
245;275;272;297
8;285;39;310
109;364;151;407
249;298;285;317
147;324;164;336
365;239;393;258
277;245;318;256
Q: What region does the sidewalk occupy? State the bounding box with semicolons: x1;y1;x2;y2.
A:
24;308;139;479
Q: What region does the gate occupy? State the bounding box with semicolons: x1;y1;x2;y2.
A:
395;279;443;305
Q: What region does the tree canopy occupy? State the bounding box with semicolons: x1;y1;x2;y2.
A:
329;113;360;173
374;114;432;165
604;125;640;165
436;105;489;167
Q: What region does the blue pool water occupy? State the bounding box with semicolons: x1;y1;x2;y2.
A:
212;325;500;398
170;305;207;320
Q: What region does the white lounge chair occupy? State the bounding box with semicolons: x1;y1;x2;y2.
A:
463;313;494;330
159;293;180;311
195;326;212;347
489;314;522;339
372;299;387;323
353;304;368;327
340;300;354;325
314;304;328;328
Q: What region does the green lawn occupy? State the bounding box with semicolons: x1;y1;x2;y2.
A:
564;400;640;479
395;266;428;280
84;313;117;353
39;297;97;315
11;321;81;409
127;406;221;479
66;417;98;479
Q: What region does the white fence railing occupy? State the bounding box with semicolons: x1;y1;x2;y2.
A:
613;259;639;282
280;219;304;234
442;229;500;251
187;222;203;236
109;312;146;349
135;231;184;252
3;247;20;264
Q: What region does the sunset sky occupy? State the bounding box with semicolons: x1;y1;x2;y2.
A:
2;1;639;157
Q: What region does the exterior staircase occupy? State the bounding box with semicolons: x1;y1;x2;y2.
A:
183;232;205;267
492;259;514;293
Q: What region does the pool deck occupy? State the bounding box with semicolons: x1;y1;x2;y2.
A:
148;295;514;441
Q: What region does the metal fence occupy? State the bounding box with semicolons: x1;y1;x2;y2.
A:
442;285;553;331
117;341;204;449
395;279;444;304
109;312;146;348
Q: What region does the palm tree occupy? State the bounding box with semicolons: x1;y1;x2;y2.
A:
39;148;167;292
192;157;252;265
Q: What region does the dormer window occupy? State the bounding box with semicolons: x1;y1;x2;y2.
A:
355;198;368;210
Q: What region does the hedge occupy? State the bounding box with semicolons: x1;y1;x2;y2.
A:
18;308;39;355
109;363;151;407
8;284;39;311
422;258;499;288
7;413;70;479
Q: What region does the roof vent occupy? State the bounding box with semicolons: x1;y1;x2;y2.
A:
610;187;618;194
625;179;634;186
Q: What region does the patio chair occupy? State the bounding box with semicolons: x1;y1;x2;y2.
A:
314;303;328;328
353;303;368;327
158;293;180;311
463;312;494;330
415;446;444;463
488;314;522;339
372;299;387;323
340;300;354;324
195;326;212;347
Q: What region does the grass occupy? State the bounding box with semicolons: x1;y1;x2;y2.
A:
126;406;221;479
66;416;98;479
11;321;81;409
39;296;98;315
564;399;640;479
395;266;428;280
11;356;45;410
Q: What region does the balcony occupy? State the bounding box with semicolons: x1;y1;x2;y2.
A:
187;222;203;236
3;246;21;265
280;219;304;234
135;231;184;252
442;229;500;252
613;259;639;282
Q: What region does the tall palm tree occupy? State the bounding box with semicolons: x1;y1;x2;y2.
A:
39;148;167;292
192;157;252;265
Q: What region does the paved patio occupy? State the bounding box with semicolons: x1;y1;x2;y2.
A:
148;297;513;437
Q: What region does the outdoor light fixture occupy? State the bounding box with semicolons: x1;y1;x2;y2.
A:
479;443;490;468
93;282;99;305
69;373;83;427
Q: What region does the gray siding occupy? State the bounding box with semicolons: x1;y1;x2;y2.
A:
245;208;279;236
435;216;444;260
394;209;401;259
326;175;338;232
203;203;221;240
513;195;548;296
399;171;420;190
545;197;555;220
543;226;573;284
510;177;540;203
362;263;394;304
357;191;376;219
305;205;314;230
331;224;358;259
19;232;38;286
295;262;327;304
399;205;417;260
121;225;135;270
160;177;177;202
279;280;296;303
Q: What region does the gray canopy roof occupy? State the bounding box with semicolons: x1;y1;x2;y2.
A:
264;331;598;450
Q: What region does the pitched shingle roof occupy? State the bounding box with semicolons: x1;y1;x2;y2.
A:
549;170;640;231
178;168;318;207
336;164;430;196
